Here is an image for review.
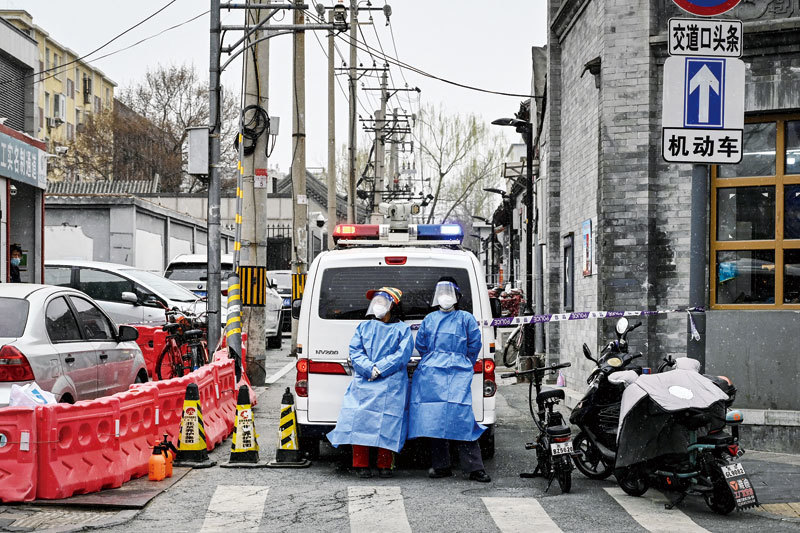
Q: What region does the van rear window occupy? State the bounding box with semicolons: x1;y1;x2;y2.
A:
318;267;473;320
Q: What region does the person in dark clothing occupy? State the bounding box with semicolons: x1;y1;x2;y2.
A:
9;244;22;283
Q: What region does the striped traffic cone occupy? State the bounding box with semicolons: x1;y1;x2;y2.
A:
173;383;216;468
267;387;311;468
221;385;268;468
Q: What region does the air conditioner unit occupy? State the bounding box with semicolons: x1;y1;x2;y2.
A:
46;117;63;128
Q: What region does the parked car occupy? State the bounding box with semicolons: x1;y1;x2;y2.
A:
267;269;292;333
0;284;147;406
44;260;218;327
165;256;284;348
164;253;235;296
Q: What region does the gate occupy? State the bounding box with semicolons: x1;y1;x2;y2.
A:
267;224;292;270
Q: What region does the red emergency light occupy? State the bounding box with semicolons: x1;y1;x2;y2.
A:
332;224;380;243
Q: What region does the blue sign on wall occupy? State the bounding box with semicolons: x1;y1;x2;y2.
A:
684;58;725;129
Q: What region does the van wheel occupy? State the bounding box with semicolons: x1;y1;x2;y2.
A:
299;436;320;460
267;333;282;350
479;425;495;459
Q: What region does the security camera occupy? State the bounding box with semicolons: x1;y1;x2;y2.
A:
315;213;326;228
55;146;68;155
315;3;325;18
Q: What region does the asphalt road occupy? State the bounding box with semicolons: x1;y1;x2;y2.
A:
2;344;798;532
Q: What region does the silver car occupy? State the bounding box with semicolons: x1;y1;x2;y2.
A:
0;284;147;406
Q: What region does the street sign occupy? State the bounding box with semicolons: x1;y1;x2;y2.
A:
671;0;742;17
668;18;742;57
662;56;744;163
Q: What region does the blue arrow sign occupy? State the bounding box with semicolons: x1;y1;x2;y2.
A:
684;58;725;128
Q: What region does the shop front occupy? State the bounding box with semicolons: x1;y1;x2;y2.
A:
0;123;47;284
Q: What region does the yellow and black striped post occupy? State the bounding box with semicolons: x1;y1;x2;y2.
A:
225;272;243;381
267;387;311;468
238;266;267;306
173;383;215;468
291;273;307;301
221;385;268;468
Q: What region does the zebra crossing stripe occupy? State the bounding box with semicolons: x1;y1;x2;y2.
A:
481;497;562;533
604;487;710;533
347;486;411;533
200;485;269;532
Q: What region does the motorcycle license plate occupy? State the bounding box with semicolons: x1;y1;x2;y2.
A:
550;441;574;456
722;463;758;509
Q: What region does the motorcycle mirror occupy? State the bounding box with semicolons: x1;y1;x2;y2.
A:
615;317;629;336
582;343;597;364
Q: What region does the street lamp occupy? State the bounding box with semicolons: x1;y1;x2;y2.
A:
492;116;544;366
471;215;495;285
483;187;515;288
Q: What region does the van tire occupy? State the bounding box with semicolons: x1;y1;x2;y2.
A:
299;435;320;460
479;425;495;459
267;333;282;350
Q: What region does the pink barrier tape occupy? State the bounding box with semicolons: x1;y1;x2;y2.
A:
36;396;125;500
116;386;159;482
0;407;37;502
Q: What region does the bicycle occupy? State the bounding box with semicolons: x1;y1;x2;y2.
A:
154;310;209;380
501;361;574;493
501;324;524;368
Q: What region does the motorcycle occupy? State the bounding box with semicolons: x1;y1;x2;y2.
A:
613;359;757;515
570;317;643;480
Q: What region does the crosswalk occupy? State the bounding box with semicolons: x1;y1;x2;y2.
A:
196;484;717;532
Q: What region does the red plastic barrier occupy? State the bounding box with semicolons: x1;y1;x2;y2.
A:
36;396;125;500
149;374;196;442
214;358;238;426
133;325;169;379
195;365;225;450
220;332;248;374
116;386;159;482
0;407;37;502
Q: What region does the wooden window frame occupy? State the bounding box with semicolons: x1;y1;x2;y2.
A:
711;113;800;309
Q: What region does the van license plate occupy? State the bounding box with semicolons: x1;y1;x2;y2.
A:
550;441;573;456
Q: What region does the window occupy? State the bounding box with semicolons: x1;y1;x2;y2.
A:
563;234;574;312
67;78;74;99
711;115;800;308
45;92;50;118
0;298;29;337
318;267;473;320
45;266;73;287
69;297;114;341
77;268;135;303
45;297;83;343
45;47;50;71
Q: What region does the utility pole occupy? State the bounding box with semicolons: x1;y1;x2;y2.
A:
290;0;307;351
347;0;357;223
207;0;222;354
327;10;336;249
371;68;388;221
240;1;270;383
389;107;398;194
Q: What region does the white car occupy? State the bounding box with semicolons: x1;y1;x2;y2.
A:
44;260;216;326
0;284;147;406
166;254;284;348
292;218;498;459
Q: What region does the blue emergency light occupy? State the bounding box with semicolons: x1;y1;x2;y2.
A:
416;224;464;242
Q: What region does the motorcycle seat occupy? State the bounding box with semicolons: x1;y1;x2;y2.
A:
546;424;571;438
183;329;204;340
537;388;565;404
697;431;735;445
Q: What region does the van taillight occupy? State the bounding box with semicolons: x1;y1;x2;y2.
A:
309;361;347;375
0;345;35;382
474;358;497;398
221;289;228;296
385;256;407;265
295;358;308;397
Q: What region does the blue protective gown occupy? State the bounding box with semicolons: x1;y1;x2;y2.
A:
408;309;485;442
327;319;414;453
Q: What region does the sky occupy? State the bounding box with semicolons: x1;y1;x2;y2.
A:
3;0;547;178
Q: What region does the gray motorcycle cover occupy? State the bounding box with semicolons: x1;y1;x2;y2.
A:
615;369;729;469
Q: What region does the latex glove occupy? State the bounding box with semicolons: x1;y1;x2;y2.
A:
370;366;381;381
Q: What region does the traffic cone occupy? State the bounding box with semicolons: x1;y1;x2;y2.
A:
173;383;216;468
221;385;268;468
266;387;311;468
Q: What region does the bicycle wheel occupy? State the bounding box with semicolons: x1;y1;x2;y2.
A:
155;343;183;380
502;327;523;367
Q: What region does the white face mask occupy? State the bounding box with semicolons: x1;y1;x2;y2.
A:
438;294;457;311
366;293;393;319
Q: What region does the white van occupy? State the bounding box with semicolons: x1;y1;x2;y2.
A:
292;221;498;459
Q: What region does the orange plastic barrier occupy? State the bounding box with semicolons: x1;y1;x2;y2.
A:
0;407;37;502
116;386;159;482
36;396;125;500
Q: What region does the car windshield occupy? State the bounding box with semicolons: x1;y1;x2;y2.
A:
0;297;29;337
268;271;291;290
121;269;200;302
165;262;234;282
318;266;473;320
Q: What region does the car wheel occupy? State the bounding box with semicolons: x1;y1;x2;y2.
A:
135;370;148;384
59;394;74;404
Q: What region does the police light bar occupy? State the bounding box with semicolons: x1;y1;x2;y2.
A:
332;223;463;246
332;224;380;243
416;224;463;241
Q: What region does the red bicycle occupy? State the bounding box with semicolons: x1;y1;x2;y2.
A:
155;310;209;380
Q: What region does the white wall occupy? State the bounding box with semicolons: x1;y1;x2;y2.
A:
44;225;94;261
135;229;164;273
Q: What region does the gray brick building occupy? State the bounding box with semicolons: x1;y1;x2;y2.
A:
536;0;800;420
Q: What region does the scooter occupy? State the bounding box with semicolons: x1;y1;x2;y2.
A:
570;317;643;479
614;359;757;515
501;362;575;493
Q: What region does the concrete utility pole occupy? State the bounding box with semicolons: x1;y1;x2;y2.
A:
291;0;307;351
687;164;708;369
347;0;357;223
327;10;336;249
207;0;222;353
240;1;270;383
371;68;388;221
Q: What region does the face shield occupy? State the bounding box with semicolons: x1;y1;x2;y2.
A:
431;281;459;311
366;292;393;319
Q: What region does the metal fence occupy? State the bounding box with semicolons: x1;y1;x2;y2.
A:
267;224;292;270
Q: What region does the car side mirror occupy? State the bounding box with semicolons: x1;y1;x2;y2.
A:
291;299;302;320
121;292;138;305
583;343;598;365
490;298;502;318
269;277;278;289
118;324;139;342
142;295;162;308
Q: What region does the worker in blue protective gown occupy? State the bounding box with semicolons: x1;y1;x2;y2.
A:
327;287;413;479
408;278;490;483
